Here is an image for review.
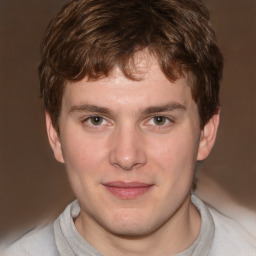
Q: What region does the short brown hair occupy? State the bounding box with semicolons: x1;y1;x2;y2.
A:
39;0;223;131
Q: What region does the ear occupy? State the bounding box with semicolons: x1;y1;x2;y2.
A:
45;112;65;163
197;111;220;161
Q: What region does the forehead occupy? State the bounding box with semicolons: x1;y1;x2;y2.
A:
62;53;194;111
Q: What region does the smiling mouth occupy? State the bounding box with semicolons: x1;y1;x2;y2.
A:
103;181;153;199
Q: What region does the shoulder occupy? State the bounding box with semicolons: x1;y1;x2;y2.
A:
3;224;59;256
208;206;256;256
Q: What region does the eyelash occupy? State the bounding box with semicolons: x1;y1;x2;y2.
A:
82;115;174;129
147;115;173;128
83;115;110;127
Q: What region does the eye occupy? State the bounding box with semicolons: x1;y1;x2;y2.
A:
153;116;168;125
148;116;170;126
85;116;107;126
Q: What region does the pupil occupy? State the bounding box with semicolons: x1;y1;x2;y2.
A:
155;116;165;125
92;116;102;125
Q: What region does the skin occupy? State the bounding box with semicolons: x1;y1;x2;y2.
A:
46;54;219;256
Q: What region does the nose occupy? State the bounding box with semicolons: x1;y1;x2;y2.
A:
109;125;147;171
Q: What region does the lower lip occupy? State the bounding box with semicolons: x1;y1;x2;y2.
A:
104;185;153;199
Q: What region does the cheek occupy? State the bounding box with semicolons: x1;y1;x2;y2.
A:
61;133;107;177
149;133;198;181
61;135;109;202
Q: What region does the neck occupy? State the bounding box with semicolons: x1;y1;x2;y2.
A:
75;194;201;256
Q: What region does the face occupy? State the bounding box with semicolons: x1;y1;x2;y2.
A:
47;54;219;239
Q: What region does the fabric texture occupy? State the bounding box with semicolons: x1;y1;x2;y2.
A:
3;195;256;256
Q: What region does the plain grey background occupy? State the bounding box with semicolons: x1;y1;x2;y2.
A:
0;0;255;236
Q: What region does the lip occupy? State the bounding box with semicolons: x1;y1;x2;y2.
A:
103;181;153;199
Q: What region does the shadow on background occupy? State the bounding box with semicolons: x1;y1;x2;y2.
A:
0;0;255;237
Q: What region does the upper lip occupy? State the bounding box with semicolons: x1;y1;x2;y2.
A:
104;181;153;188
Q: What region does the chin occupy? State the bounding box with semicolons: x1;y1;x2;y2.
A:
108;223;155;238
101;209;159;238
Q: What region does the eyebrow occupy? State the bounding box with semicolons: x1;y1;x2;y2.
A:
68;102;186;116
141;102;186;116
69;104;113;115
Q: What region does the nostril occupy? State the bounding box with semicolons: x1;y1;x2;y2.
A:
109;149;147;171
108;128;147;170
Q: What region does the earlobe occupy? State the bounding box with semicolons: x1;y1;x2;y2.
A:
197;111;220;161
45;112;65;163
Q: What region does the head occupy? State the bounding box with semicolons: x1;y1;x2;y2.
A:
39;0;223;246
39;0;223;133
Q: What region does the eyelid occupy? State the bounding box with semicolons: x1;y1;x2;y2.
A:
82;115;112;127
144;115;174;127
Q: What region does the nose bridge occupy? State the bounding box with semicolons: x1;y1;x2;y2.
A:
109;122;146;170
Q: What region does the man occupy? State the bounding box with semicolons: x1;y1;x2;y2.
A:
4;0;255;255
